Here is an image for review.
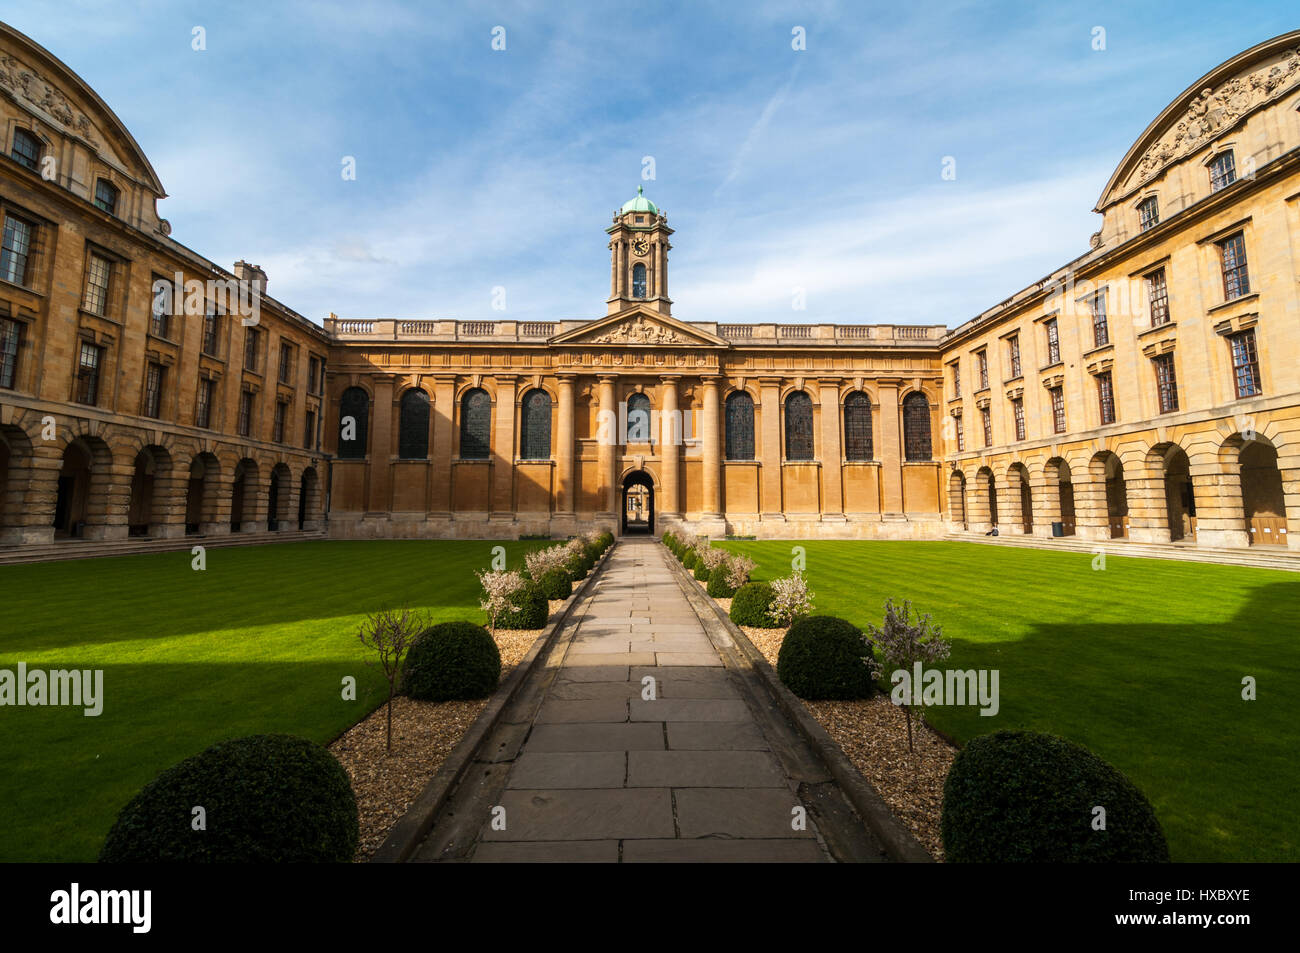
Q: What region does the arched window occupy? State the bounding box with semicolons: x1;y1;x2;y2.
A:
632;263;647;299
398;389;430;459
459;388;491;459
626;392;651;443
784;391;814;461
902;392;932;461
844;392;873;461
725;391;754;461
519;388;552;460
337;387;369;459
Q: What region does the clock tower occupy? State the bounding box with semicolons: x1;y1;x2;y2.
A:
606;186;673;316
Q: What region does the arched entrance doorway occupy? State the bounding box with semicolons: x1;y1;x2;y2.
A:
977;467;998;528
1009;462;1033;534
1162;447;1196;542
948;470;967;530
128;446;170;538
621;470;654;535
268;463;291;531
54;441;94;538
231;459;257;533
186;453;218;535
1047;458;1076;536
1241;441;1287;546
1093;451;1128;539
298;466;320;531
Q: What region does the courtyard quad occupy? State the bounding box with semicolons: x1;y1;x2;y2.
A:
1;537;1295;862
714;538;1299;863
0;539;551;863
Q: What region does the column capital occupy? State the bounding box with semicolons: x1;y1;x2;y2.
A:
493;374;519;385
658;373;682;383
597;374;619;385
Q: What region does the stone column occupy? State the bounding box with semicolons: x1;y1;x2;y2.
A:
82;453;134;541
758;377;783;518
1072;466;1111;541
429;376;456;519
967;473;992;534
1125;459;1171;543
152;460;191;539
1281;451;1300;551
556;374;576;516
597;375;618;517
1189;462;1250;548
701;376;722;518
1029;469;1060;538
10;443;61;545
996;472;1025;534
241;467;270;534
491;375;518;520
658;375;681;518
367;375;396;513
877;380;904;517
819;379;845;520
200;462;233;537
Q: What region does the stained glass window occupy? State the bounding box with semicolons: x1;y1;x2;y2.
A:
399;388;430;459
902;392;932;461
844;391;873;460
626;392;650;443
460;388;491;459
519;388;552;459
785;392;813;460
725;391;754;460
338;387;369;459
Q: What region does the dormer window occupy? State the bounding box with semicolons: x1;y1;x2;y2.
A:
94;179;119;215
1138;196;1159;231
632;262;647;298
11;129;41;171
1209;151;1236;192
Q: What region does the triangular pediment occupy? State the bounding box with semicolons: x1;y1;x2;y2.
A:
550;307;729;348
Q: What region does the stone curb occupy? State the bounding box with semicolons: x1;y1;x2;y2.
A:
370;542;615;863
663;545;934;863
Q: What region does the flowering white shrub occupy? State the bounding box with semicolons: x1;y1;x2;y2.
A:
525;545;569;579
695;544;728;571
724;554;756;590
768;571;815;626
477;568;524;633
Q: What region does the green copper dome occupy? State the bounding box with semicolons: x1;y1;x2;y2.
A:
620;185;659;216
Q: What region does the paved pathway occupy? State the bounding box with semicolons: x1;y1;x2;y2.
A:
415;536;883;862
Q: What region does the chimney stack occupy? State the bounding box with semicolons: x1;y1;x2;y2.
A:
233;260;268;295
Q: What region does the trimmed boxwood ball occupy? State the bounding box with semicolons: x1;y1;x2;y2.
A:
99;734;358;863
496;580;548;630
540;566;574;599
776;615;875;700
707;571;737;597
693;563;711;581
403;621;501;701
729;581;779;627
941;730;1170;863
682;550;698;570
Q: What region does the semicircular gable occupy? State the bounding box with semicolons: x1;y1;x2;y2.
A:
1096;31;1300;212
0;23;165;196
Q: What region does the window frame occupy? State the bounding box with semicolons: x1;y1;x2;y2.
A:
1228;329;1261;399
338;387;370;459
783;391;814;462
195;377;215;429
1219;232;1250;301
1;213;35;286
1153;353;1179;414
980;406;992;448
1146;267;1170;326
843;391;873;461
93;179;119;215
0;317;22;389
10;129;41;171
143;362;164;419
632;262;647;299
75;340;103;405
1097;371;1116;425
1007;335;1021;379
82;252;112;316
1090;290;1109;348
458;388;492;460
1012;398;1025;441
237;389;254;437
724;391;755;461
1209;151;1237;192
1045;317;1061;366
1138;195;1160;232
901;392;933;462
273;400;288;443
1050;386;1066;434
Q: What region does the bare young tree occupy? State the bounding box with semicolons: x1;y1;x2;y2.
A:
357;606;428;752
866;598;951;752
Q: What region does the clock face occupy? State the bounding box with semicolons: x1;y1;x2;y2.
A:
632;236;650;256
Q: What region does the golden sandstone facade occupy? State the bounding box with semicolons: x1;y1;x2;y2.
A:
1;23;1298;556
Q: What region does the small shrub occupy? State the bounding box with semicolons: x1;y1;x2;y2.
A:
769;572;815;626
99;734;358;863
496;580;548;630
683;550;698;570
539;567;573;599
941;731;1170;863
706;571;736;597
776;615;875;700
403;621;501;701
694;564;711;582
729;581;779;628
725;554;756;591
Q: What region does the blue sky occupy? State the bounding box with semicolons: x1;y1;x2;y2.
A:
5;1;1296;326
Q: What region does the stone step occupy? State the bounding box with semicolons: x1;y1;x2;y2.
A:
0;529;327;566
942;532;1300;571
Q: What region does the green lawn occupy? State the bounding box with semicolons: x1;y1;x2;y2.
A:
0;539;550;862
714;539;1300;862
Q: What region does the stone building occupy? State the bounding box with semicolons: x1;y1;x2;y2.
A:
1;22;1298;556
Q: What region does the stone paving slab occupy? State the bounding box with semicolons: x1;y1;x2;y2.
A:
674;788;813;839
525;722;666;752
620;840;827;863
507;752;627;789
483;789;675;841
535;699;630;724
554;664;630;682
629;697;750;722
627;750;787;787
666;721;771;750
473;840;620;862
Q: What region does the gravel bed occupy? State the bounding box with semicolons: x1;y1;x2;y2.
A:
737;623;955;860
328;615;555;862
